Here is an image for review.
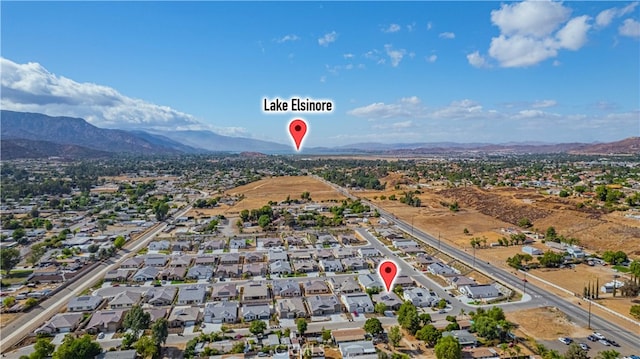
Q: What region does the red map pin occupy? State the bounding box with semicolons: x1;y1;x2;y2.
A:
288;119;308;151
378;260;399;292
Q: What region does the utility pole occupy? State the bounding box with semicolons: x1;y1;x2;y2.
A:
522;272;527;296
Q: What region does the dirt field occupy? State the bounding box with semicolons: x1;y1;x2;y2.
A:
508;307;593;340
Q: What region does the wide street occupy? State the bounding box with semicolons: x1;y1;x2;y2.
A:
0;205;194;354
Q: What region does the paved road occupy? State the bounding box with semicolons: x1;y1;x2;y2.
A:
0;206;193;354
315;176;640;352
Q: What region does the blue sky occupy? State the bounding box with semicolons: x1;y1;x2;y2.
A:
1;1;639;147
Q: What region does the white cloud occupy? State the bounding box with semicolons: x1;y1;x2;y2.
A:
320;76;326;83
619;18;640;38
275;34;300;43
407;22;416;32
556;15;591;50
467;51;491;68
596;2;638;27
347;96;426;119
0;57;208;131
426;55;438;63
427;22;433;30
439;32;456;39
318;31;338;46
484;0;594;67
383;24;401;33
384;44;407;67
343;53;354;59
532;99;558;108
490;0;571;38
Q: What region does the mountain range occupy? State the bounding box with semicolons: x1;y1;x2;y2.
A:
0;110;638;159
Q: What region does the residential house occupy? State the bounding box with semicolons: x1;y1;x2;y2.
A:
448;276;477;289
159;266;187;281
315;249;335;260
372;292;403;311
259;237;283;248
109;291;141;309
316;233;338;246
104;269;134;282
289;251;313;261
400;246;425;255
132;266;159;282
339;234;359;245
305;295;341;315
216;263;241;278
358;247;380;257
341;257;368;271
333;328;367;343
341;294;374;314
229;238;247;249
169;256;191;268
462;348;501;359
394;275;414;288
242;304;271;321
168;306;201;327
171;241;192;252
243;262;267;277
243;252;265;263
302;280;331;295
277;297;308;319
339;341;376;359
319;259;343;272
144;286;177;306
270;260;292;275
148;240;170;251
144;255;168;268
67;295;102;312
403;287;437;307
177;285;207;305
460;284;501;299
201;239;226;251
333;247;355;259
273;279;302;297
392;239;418;248
204;301;239;323
442;330;478;347
96;351;137;359
120;257;143;269
187;265;214;280
358;274;384;291
293;259;318;273
329;277;362;294
428;262;458;276
268;249;289;263
35;313;83;335
211;283;238;301
85;309;126;333
415;254;437;269
219;253;241;264
193;255;217;266
144;307;168;322
242;282;269;302
284;236;305;247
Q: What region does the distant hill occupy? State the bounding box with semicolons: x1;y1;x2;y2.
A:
1;138;112;160
569;137;640;155
1;110;181;155
148;129;291;153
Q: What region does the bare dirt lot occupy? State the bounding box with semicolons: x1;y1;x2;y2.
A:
508;307;593;340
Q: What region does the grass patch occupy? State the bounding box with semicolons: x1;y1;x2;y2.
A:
7;269;34;278
282;273;308;278
613;265;630;273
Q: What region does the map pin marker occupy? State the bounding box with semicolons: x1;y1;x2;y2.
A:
288;119;308;151
378;260;399;292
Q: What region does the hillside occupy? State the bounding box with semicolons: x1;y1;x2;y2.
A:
569;137;640;155
0;138;112;160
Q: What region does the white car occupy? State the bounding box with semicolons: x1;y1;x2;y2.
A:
97;332;105;339
599;339;610;346
558;337;572;345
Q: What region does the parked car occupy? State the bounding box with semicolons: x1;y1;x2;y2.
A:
587;335;598;342
579;343;590;351
97;332;105;339
593;332;606;340
599;339;610;346
558;337;572;345
607;340;620;347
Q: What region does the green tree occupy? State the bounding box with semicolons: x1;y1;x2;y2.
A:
517;218;532;228
374;302;387;314
151;318;169;346
121;332;137;350
0;248;21;276
31;338;56;359
113;235;126;249
397;301;420;335
154;202;170;221
134;335;158;359
25;297;38;309
123;305;151;338
258;214;271;229
296;318;308;336
52;334;101;359
565;343;589;359
388;326;402;348
434;335;462;359
601;251;627;265
539;251;564;268
545;227;557;240
321;328;332;342
596;350;620;359
363;318;383;335
630;305;640;320
416;324;441;347
249;320;267;336
630;260;640;279
470;316;500;340
3;296;16;308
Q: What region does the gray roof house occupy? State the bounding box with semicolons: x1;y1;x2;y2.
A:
428;262;458;276
229;238;246;249
319;259;343;272
168;306;201;327
133;266;160;282
270;260;292;275
120;257;143;269
204;301;239;323
341;293;374;314
243;262;267;276
460;284;501;299
372;291;403;311
242;282;269;302
35;313;84;334
244;252;265;263
302;280;331;295
341;257;368;271
442;330;478;347
177;285;207;305
67;295;102;312
148;240;170;251
144;286;177;306
329;277;362;294
144;255;168;268
273;279;302;297
109;291;142;309
403;287;437;307
211;283;238;301
194;255;217;266
358;274;384;291
219;252;241;264
216;263;241;278
306;295;341;315
268;249;289;263
358;247;381;257
277;297;308;319
85;309;126;333
187;265;214;280
242;303;271;321
339;341;377;359
292;259;318;273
